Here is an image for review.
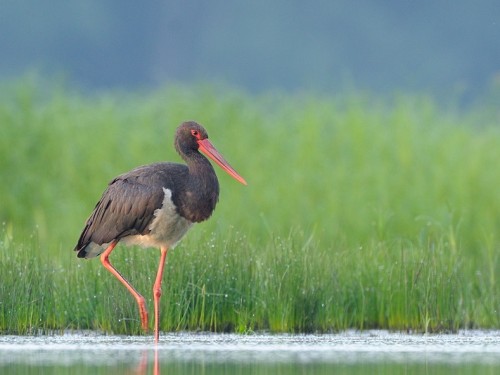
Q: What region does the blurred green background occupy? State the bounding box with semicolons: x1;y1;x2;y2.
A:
0;2;499;333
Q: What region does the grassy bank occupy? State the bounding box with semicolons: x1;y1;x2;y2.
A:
0;78;499;334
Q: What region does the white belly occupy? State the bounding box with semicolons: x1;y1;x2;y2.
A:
121;188;193;249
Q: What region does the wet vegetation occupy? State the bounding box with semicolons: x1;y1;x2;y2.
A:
0;78;499;334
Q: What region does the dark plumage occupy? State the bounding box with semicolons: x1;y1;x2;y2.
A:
73;121;246;342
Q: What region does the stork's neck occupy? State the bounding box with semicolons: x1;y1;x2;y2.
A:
184;150;217;182
174;150;220;223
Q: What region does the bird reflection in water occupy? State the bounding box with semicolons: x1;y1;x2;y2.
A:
131;348;160;375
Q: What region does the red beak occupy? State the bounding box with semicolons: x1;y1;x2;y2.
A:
198;139;247;185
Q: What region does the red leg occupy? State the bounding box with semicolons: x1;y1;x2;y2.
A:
100;241;149;331
153;246;169;343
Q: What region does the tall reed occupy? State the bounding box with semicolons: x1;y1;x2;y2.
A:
0;78;498;333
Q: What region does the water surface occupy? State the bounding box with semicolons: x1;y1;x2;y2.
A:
0;330;499;374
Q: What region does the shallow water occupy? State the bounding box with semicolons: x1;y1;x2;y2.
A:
0;331;499;374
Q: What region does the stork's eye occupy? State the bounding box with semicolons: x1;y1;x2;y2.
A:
191;129;199;137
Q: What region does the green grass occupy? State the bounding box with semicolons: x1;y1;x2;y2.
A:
0;77;499;334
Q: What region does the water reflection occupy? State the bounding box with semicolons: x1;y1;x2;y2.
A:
133;350;149;375
0;331;499;375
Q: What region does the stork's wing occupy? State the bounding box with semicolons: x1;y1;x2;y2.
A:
74;178;163;257
74;162;188;258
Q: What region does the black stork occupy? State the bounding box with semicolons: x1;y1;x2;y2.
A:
74;121;246;342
